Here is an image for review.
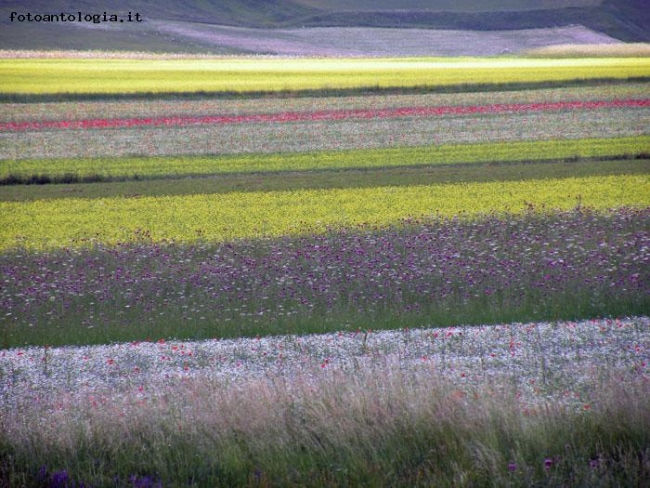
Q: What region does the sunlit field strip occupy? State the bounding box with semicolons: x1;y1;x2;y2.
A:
1;175;647;251
2;82;648;123
1;57;649;94
2;137;647;181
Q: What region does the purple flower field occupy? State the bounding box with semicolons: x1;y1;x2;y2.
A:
2;207;648;347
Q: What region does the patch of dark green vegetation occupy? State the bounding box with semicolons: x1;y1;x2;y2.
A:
0;173;106;186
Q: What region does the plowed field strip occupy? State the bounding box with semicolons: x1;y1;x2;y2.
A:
2;99;648;132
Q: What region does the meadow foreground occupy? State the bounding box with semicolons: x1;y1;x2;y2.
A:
1;316;648;486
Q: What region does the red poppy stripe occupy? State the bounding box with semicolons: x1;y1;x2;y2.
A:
1;99;648;132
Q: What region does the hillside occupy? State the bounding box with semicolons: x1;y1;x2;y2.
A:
0;0;647;54
301;0;649;42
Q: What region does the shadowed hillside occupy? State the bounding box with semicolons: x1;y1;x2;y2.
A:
0;0;647;53
295;0;648;42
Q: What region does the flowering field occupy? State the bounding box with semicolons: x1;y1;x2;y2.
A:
1;174;649;252
2;81;647;165
2;207;648;348
1;55;649;486
2;56;649;95
1;99;647;159
3;82;647;122
1;317;648;486
3;99;648;132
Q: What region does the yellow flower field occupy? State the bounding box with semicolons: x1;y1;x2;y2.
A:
1;57;649;94
2;174;647;251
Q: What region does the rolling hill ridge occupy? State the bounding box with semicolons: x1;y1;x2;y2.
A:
0;0;647;53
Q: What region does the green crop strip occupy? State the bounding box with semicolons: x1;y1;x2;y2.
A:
1;159;646;202
2;136;647;184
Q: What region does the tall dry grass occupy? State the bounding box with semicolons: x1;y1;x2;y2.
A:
2;357;649;487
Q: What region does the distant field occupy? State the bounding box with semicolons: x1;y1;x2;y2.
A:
1;69;648;250
1;57;649;95
3;99;648;132
2;100;647;160
2;81;648;122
